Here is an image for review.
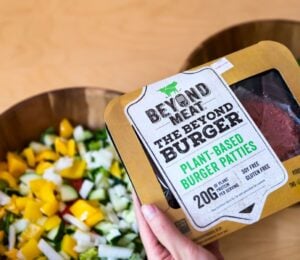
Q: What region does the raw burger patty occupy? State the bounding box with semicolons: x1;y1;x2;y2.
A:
242;99;299;161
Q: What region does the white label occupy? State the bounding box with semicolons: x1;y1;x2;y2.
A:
210;57;234;74
125;68;287;231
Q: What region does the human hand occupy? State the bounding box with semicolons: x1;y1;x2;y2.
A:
133;193;224;260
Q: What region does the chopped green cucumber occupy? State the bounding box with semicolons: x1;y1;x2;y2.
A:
41;134;56;147
20;172;41;185
88;188;106;201
106;228;121;242
117;233;138;247
47;222;64;245
60;185;78;202
94;222;117;235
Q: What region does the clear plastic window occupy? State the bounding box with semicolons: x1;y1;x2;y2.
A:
142;69;300;208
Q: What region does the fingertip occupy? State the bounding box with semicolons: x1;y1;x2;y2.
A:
141;204;157;221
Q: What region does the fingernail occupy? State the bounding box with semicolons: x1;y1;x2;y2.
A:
141;204;157;221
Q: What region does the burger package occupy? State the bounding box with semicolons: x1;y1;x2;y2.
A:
104;41;300;244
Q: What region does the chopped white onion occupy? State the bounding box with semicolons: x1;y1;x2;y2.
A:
73;245;86;253
55;157;73;171
19;183;30;195
73;125;85;141
8;225;16;250
13;219;29;233
113;184;127;197
43;168;63;186
73;230;94;253
132;222;139;233
104;204;119;224
98;244;133;259
38;239;64;260
79;179;94;199
77;142;86;157
29;142;48;153
91;233;106;245
36;216;47;226
83;149;113;170
73;230;91;243
63;214;89;232
79;211;89;222
0;191;11;205
43;135;56;147
105;144;120;160
118;220;130;231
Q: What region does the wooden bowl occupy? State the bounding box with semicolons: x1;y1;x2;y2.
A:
181;19;300;260
181;19;300;70
0;87;120;159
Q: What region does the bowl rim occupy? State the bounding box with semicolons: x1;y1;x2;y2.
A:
181;18;300;70
0;86;122;116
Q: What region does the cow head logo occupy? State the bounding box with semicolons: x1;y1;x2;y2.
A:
158;81;179;97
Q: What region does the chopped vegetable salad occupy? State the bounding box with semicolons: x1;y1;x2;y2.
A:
0;119;145;259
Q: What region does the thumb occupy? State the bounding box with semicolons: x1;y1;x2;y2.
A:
141;204;215;260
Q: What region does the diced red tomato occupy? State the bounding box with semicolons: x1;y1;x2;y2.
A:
70;179;83;192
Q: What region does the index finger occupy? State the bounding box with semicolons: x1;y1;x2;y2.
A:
132;193;168;259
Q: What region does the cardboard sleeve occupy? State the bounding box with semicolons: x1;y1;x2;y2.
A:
105;41;300;245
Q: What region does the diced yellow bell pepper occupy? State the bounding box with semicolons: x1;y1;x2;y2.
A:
4;248;18;259
60;118;74;139
36;150;59;162
29;179;45;193
21;223;44;242
7;152;27;177
15;196;31;211
30;179;56;202
0;207;5;219
24;200;42;222
70;199;104;227
5;196;19;215
0;230;4;241
22;147;36;168
36;257;47;260
110;161;122;179
44;215;61;231
35;161;53;175
0;244;6;255
30;179;58;217
54;137;68;155
62;234;77;258
60;159;86;179
36;216;47;226
0;161;8;171
35;181;56;202
20;238;41;260
40;188;57;202
35;216;48;227
0;171;17;188
67;139;76;157
70;199;91;218
86;210;105;226
41;200;59;217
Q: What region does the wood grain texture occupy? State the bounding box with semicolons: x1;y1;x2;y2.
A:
0;1;299;259
220;205;300;259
